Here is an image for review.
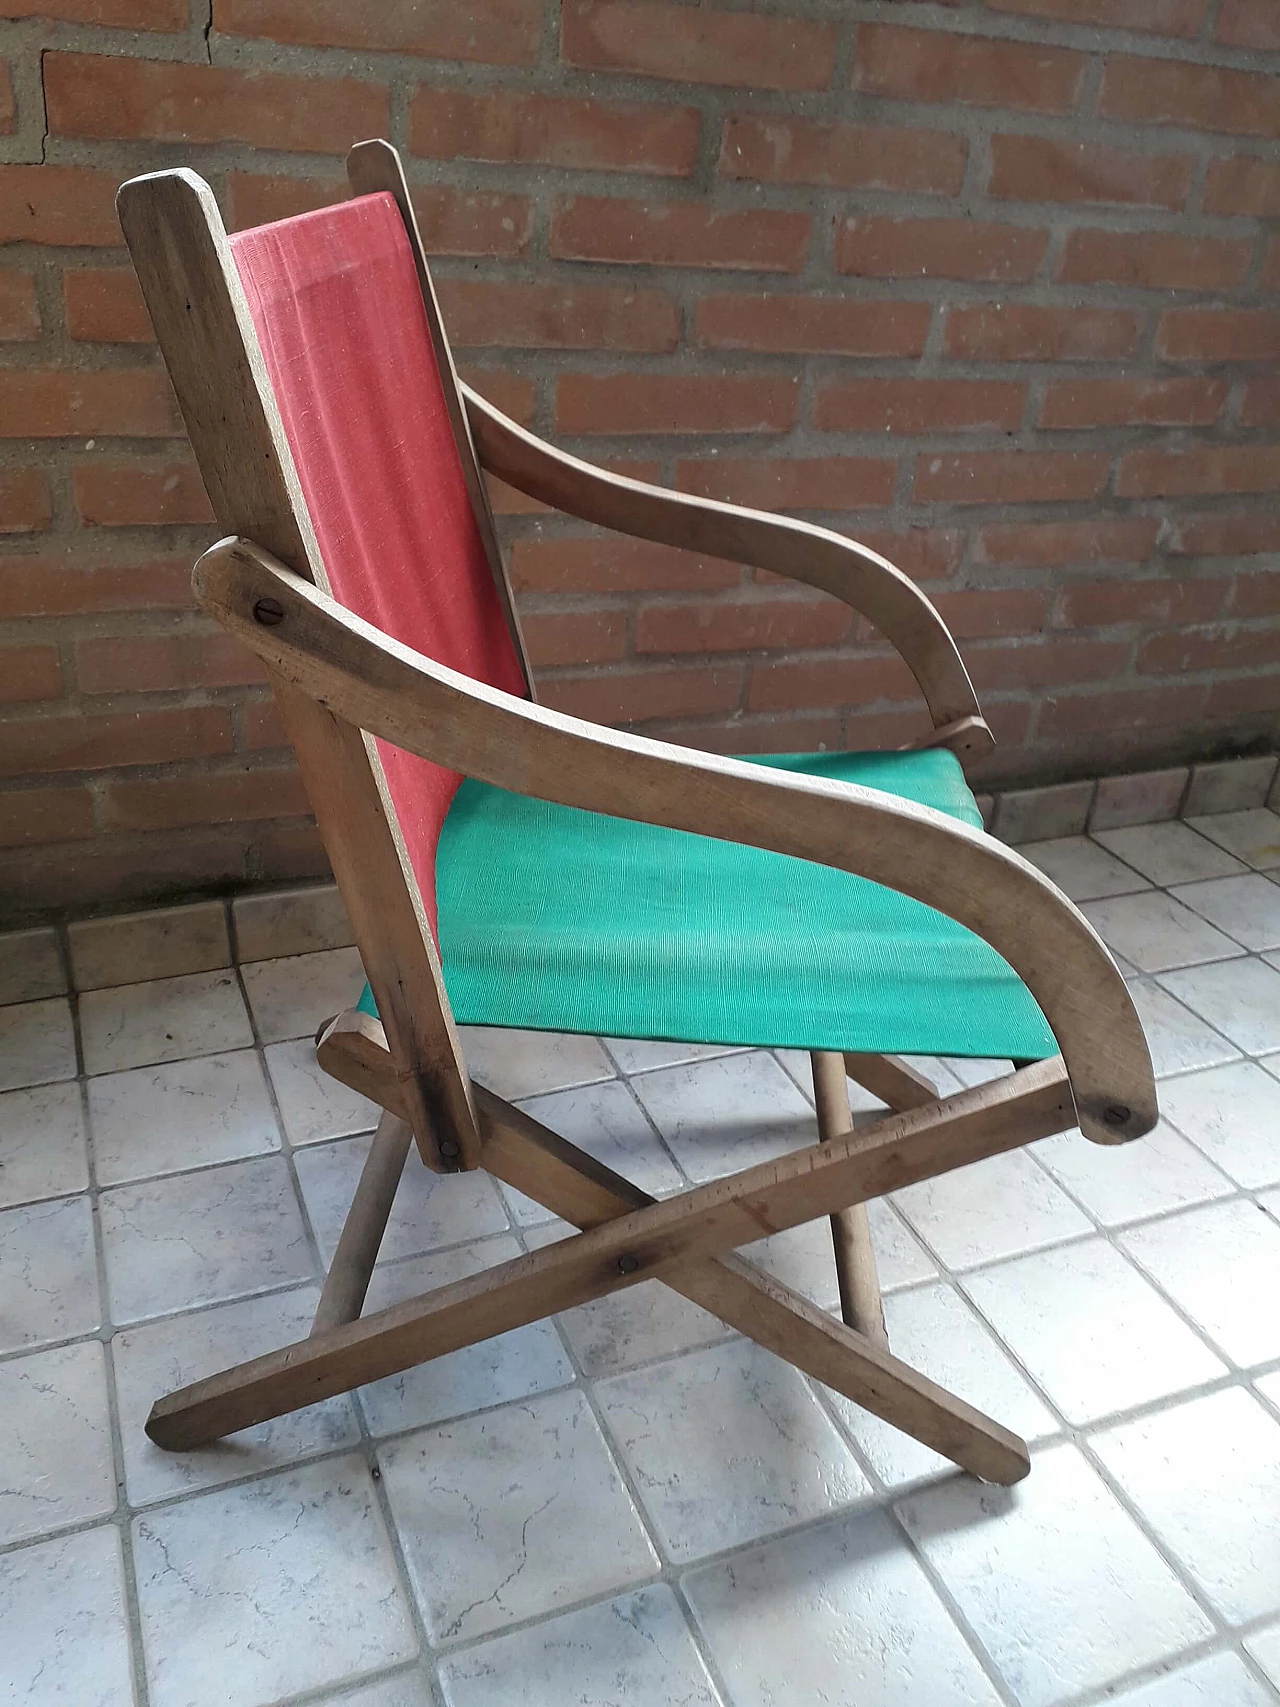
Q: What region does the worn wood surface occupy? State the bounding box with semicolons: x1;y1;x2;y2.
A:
310;1110;413;1335
812;1050;889;1347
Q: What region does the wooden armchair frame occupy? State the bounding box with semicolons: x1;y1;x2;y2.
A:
118;140;1156;1487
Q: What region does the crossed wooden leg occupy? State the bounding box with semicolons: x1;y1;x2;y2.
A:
145;1016;1075;1484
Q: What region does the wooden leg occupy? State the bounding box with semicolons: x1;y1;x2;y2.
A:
843;1052;939;1111
310;1110;412;1335
812;1051;888;1348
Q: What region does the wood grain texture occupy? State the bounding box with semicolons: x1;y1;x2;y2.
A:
310;1109;413;1334
193;537;1157;1146
844;1052;940;1111
812;1049;888;1347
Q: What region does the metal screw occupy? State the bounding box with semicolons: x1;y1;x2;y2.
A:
617;1254;639;1275
1103;1104;1131;1127
253;597;284;626
438;1139;460;1160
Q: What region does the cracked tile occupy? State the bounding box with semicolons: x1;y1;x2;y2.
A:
0;1081;87;1208
133;1456;417;1707
0;1194;100;1352
0;1341;115;1544
0;1526;134;1707
630;1049;817;1183
80;970;252;1075
264;1035;381;1146
379;1387;657;1644
0;996;76;1091
88;1049;279;1185
240;946;366;1043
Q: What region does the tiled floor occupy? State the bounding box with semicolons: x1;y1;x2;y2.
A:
3;811;1280;1706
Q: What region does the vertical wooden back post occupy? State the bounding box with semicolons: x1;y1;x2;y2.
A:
117;166;479;1172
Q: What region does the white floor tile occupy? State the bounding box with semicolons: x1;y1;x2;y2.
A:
596;1337;871;1562
1032;1120;1234;1225
684;1506;1005;1707
629;1049;818;1182
1158;1061;1280;1188
379;1387;658;1644
1247;1622;1280;1693
459;1025;615;1098
1094;821;1246;886
898;1442;1214;1707
80;970;252;1074
439;1584;720;1707
0;925;64;1005
604;1035;744;1074
264;1035;381;1145
823;1281;1057;1487
1158;957;1280;1055
1187;807;1280;870
113;1285;360;1505
240;945;365;1043
294;1133;508;1267
88;1049;279;1185
306;1677;434;1707
100;1154;313;1325
69;901;230;991
0;1081;87;1207
1127;978;1241;1077
1121;1198;1280;1367
1104;1651;1277;1706
1172;873;1280;951
1093;1387;1280;1625
0;996;76;1090
893;1149;1091;1270
0;1341;116;1544
514;1078;685;1199
0;1194;100;1352
232;883;353;961
1018;835;1152;901
133;1457;417;1707
0;1526;134;1707
962;1238;1224;1425
1082;891;1243;973
357;1237;574;1436
742;1196;937;1312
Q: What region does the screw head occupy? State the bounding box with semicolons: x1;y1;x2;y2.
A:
617;1253;639;1276
1103;1104;1132;1127
438;1139;461;1160
253;597;285;626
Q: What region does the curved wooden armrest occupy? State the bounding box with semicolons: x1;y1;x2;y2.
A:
461;385;991;763
193;536;1155;1148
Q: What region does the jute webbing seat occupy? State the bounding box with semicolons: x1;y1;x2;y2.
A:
118;140;1155;1485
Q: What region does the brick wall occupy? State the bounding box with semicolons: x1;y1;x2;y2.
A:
2;0;1279;922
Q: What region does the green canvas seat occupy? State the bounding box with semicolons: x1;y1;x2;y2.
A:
359;747;1056;1062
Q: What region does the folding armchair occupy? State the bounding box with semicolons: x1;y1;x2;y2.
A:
117;141;1156;1486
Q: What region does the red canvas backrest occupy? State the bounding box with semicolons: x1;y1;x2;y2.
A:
229;192;527;933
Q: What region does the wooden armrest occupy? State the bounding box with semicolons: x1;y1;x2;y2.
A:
461;383;991;764
193;536;1155;1148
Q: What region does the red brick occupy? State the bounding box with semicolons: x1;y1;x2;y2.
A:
540;664;743;725
837;217;1048;283
0;164;120;246
0;553;190;618
988;135;1192;208
0;272;38;340
1217;0;1280;46
76;631;267;694
1204;156;1280;217
436;279;677;354
1158;309;1280;362
1041;377;1227;429
1059;229;1251;291
520;609;628;668
0;58;12;134
0;644;62;704
46;53;387;151
75;460;213;527
105;767;311;831
1039;685;1205;736
853;24;1084;113
988;0;1207;33
720;115;966;194
931;588;1051;638
689;714;845;756
243;698;288;750
552;197;810;273
557;374;798;435
697;295;928;358
1138;626;1280;676
410;87;698;175
966;637;1130;691
457;368;535;426
65;269;153;343
1118;445;1280;498
0;0;184;23
224;173;345;228
853;528;964;583
816;378;1025;437
417;189;533;258
1100;56;1280;139
0;786;94;850
1232;572;1280;618
1170;513;1280;556
915;452;1108;505
1262;240;1280;293
256;823;329;881
0;468;51;533
0;370;180;438
216;0;541;61
944;304;1138;361
1240;378;1280;427
747;653;914;712
511;537;740;595
1056;578;1226;628
677;457;896;510
845;706;946;750
975;518;1160;570
1204;674;1280;718
561;0;838;92
0;706;232;776
638;596;848;656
